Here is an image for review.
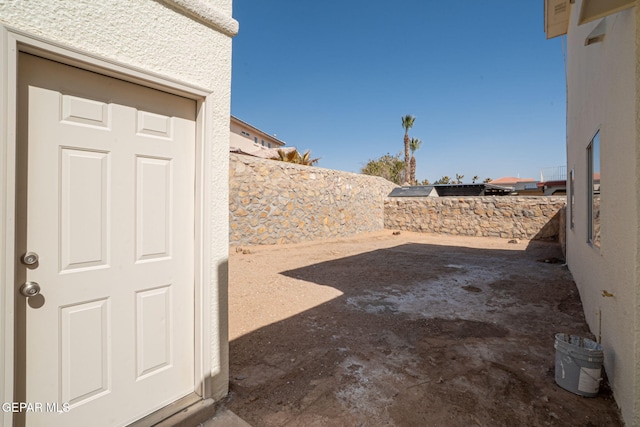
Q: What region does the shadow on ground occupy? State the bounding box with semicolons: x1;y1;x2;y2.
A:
224;235;621;426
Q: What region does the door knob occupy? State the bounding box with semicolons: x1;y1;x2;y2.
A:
22;252;39;266
19;282;40;297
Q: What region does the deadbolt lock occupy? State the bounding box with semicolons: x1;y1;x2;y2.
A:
22;252;39;266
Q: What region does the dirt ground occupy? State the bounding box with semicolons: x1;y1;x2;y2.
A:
222;231;622;426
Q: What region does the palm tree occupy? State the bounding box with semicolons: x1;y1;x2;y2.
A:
472;175;479;184
401;115;415;184
275;149;297;163
299;150;320;166
409;137;422;185
273;149;319;166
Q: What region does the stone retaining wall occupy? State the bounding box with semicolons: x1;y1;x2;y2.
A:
230;154;567;244
384;196;567;240
230;153;397;245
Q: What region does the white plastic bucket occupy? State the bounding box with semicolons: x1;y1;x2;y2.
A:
554;333;603;397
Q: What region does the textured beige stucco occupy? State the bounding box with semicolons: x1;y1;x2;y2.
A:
0;0;234;91
0;0;234;411
565;1;638;424
637;6;640;423
630;2;640;426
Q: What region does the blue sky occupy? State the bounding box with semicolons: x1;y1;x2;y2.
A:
231;1;566;183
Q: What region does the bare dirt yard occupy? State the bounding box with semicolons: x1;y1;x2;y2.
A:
222;231;622;426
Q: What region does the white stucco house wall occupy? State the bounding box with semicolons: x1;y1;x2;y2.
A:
546;0;638;424
0;1;236;426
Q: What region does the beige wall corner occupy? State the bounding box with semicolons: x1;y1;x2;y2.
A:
0;1;233;425
634;4;640;426
565;1;638;424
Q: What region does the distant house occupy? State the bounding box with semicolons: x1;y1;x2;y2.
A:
535;166;568;195
230;115;290;159
545;0;638;424
536;180;567;196
490;177;538;191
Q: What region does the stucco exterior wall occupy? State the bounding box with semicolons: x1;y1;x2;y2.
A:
565;1;638;424
0;0;234;90
0;0;235;412
385;197;566;240
636;5;640;423
229;153;397;245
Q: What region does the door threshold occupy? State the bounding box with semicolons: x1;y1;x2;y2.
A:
128;393;213;427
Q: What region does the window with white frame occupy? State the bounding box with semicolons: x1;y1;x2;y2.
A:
587;132;600;247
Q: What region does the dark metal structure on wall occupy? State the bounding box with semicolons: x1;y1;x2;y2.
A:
389;184;513;198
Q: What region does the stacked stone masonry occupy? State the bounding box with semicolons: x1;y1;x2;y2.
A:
384;197;567;240
229;153;397;245
230;154;567;245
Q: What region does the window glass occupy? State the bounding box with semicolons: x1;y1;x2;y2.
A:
569;168;575;229
587;132;601;247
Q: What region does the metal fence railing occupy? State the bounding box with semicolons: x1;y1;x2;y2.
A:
540;166;567;182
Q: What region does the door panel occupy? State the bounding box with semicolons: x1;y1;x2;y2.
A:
60;148;110;271
136;156;172;261
17;53;196;427
60;298;111;406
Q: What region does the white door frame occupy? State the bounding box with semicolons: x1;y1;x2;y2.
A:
0;27;215;427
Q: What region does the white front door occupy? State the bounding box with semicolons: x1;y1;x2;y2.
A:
16;53;196;427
